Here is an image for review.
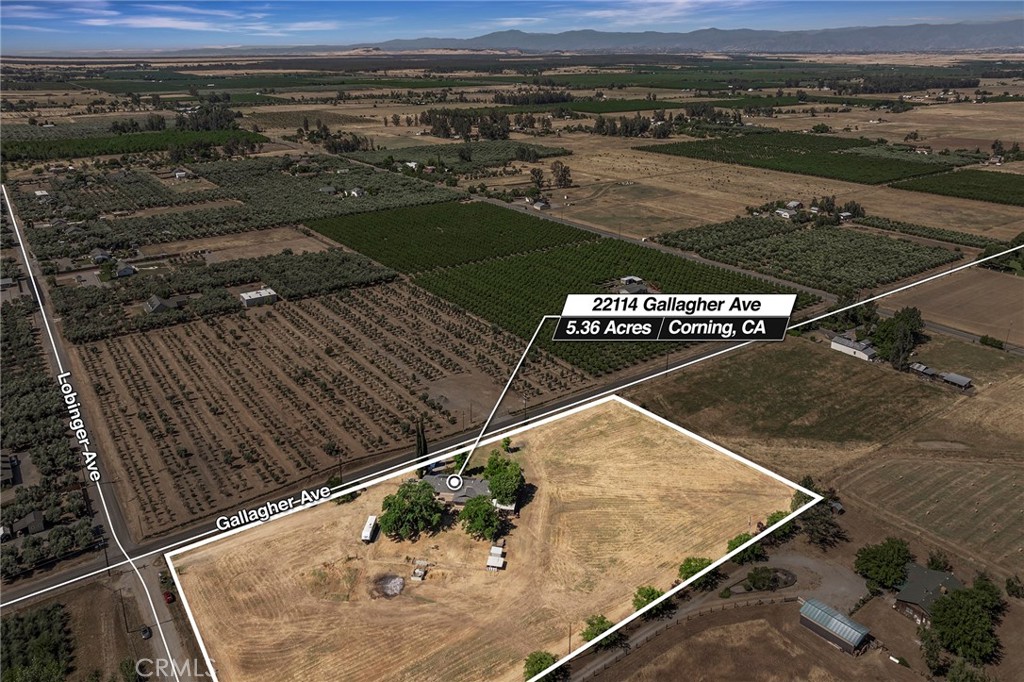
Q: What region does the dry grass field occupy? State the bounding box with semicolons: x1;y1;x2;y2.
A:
71;281;588;539
886;267;1024;346
491;133;1024;242
839;454;1024;573
174;398;794;682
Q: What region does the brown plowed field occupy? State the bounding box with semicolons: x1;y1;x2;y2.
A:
885;267;1024;347
71;281;589;539
174;398;794;682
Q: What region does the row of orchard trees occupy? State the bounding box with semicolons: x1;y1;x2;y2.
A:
1;300;99;581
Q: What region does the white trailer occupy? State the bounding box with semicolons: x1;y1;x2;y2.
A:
361;515;378;543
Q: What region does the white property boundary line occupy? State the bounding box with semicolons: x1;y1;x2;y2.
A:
4;241;1019;606
2;184;182;682
165;394;823;682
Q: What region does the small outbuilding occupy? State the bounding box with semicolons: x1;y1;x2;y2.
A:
618;282;649;295
318;186;337;195
13;510;47;537
830;336;876;361
939;372;972;390
799;598;870;654
909;362;938;378
0;277;15;291
239;287;278;308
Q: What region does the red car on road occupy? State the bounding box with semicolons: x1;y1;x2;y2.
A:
163;591;175;604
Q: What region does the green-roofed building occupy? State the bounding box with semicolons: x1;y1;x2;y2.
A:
799;598;870;654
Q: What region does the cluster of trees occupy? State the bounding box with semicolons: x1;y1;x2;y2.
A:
1;604;74;681
174;102;240;132
378;480;445;541
109;114;166;134
54;249;396;343
592;113;670;138
492;90;573;106
417;108;511;140
873;306;925;370
978;231;1024;275
1;300;98;579
482;450;524;506
854;536;914;591
522;651;568;681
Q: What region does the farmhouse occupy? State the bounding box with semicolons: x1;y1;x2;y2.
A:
830;336;876;361
785;200;804;210
799;598;870;654
422;474;492;506
620;275;644;285
895;563;962;625
239;287;278;308
775;208;798;220
939;372;972;390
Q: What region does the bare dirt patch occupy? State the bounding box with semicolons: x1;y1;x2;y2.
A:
136;225;331;259
588;601;919;682
174;399;794;682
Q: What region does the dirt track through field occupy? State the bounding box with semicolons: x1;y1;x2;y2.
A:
175;399;793;682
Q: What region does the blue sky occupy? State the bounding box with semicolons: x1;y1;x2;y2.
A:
1;1;1019;54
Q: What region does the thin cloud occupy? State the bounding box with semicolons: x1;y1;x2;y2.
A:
2;23;72;32
79;15;230;31
1;5;55;19
134;4;249;19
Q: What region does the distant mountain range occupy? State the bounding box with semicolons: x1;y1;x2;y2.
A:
104;19;1024;57
359;21;1024;54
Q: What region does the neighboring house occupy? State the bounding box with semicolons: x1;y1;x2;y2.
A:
345;187;366;198
939;372;972;390
895;564;963;625
114;262;136;279
143;295;186;314
620;276;644;285
34;190;50;203
13;510;47;537
830;336;876;361
838;211;854;221
785;200;804;210
775;208;798;220
799;598;870;654
404;161;420;170
91;248;111;264
239;287;278;308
